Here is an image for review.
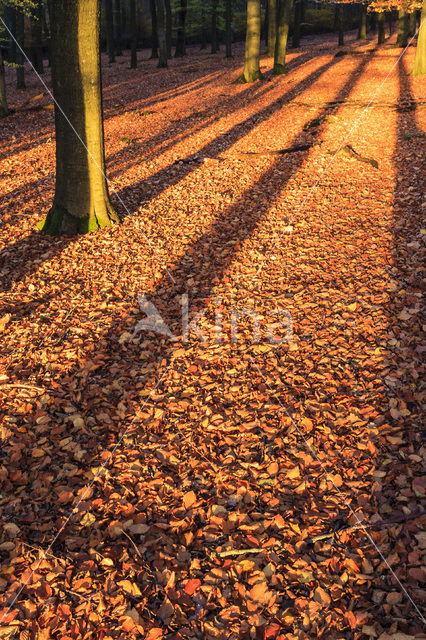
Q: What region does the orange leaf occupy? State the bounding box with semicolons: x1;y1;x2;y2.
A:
183;491;196;509
184;578;201;595
145;629;163;640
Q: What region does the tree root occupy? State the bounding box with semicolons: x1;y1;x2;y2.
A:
327;144;379;168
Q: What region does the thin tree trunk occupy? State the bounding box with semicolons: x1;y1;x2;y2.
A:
0;47;9;118
121;0;127;47
200;3;207;49
397;9;409;46
40;0;118;236
16;9;25;89
273;0;292;74
409;11;416;36
4;7;17;63
104;0;115;62
358;5;367;39
31;1;44;74
211;0;218;53
338;3;344;47
174;0;187;57
267;0;276;56
130;0;137;67
377;11;385;44
292;0;301;48
387;11;393;36
41;1;51;66
240;0;261;82
165;0;172;57
225;0;232;57
412;0;426;75
157;0;168;67
149;0;159;57
369;11;376;32
114;0;122;54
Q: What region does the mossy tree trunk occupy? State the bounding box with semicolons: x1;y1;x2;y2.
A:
273;0;292;74
412;0;426;75
358;5;367;39
40;0;118;236
130;0;137;67
409;11;416;36
397;9;409;46
157;0;168;67
377;11;385;44
104;0;115;62
211;0;219;53
165;0;172;57
114;0;122;55
292;0;301;47
16;9;25;89
338;4;344;47
175;0;187;57
225;0;232;57
267;0;276;56
0;47;9;118
240;0;261;82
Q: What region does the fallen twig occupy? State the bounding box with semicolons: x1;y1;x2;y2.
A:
0;383;45;393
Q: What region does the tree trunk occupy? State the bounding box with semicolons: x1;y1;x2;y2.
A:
211;0;218;53
267;0;276;56
0;47;9;118
292;0;301;48
200;4;207;49
369;11;376;32
397;10;409;46
358;5;367;40
338;3;344;47
114;0;122;55
104;0;115;62
387;11;393;37
130;0;137;67
16;9;26;89
4;7;17;63
225;0;232;57
273;0;292;74
157;0;168;67
31;1;44;74
175;0;187;57
240;0;261;82
377;11;385;44
409;11;416;36
165;0;172;57
412;0;426;75
149;0;159;57
40;0;118;236
41;1;51;66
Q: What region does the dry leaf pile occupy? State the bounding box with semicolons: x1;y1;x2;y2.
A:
0;35;425;640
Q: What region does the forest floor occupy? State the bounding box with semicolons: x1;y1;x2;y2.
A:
0;31;425;640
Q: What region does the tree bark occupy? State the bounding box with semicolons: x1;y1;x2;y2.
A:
40;0;118;236
149;0;159;58
358;5;367;40
225;0;232;57
240;0;261;82
387;11;393;37
157;0;168;67
130;0;137;67
31;0;44;74
211;0;219;53
338;3;344;47
273;0;292;74
200;3;207;49
397;9;409;47
4;6;17;63
267;0;276;56
165;0;172;57
175;0;187;57
104;0;115;62
0;47;9;118
409;11;416;36
16;9;26;89
377;11;385;44
412;0;426;75
369;11;376;32
114;0;122;55
292;0;301;48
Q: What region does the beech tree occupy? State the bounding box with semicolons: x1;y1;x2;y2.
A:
273;0;292;74
0;44;8;117
412;0;425;73
240;0;261;82
40;0;118;235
